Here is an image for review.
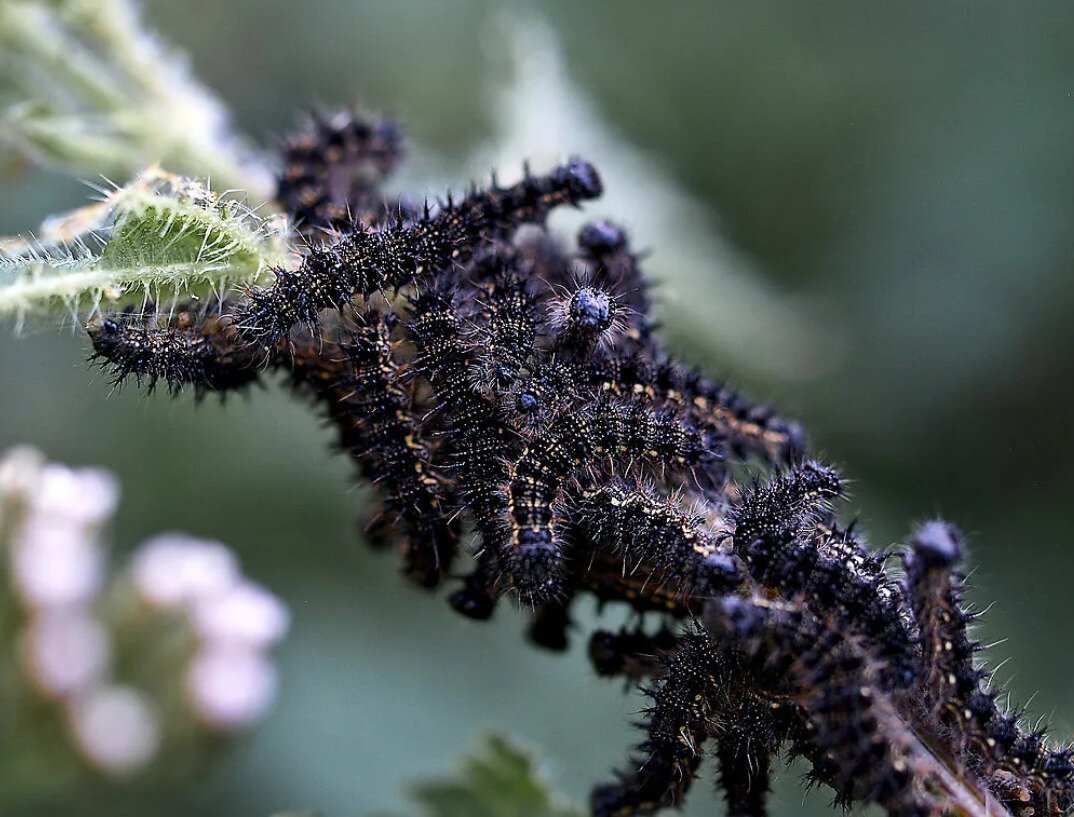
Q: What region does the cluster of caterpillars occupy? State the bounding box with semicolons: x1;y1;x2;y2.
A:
87;111;1073;817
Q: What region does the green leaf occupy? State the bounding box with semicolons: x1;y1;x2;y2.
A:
407;735;585;817
0;168;289;326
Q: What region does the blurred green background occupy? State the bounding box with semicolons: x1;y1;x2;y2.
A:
2;1;1074;815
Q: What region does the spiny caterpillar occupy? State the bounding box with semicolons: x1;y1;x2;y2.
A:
87;110;1073;817
276;110;406;234
87;304;258;396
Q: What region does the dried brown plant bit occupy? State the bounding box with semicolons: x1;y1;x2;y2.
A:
277;110;405;233
238;157;602;344
87;304;258;396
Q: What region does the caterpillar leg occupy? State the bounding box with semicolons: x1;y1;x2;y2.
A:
587;625;680;680
448;567;498;621
527;597;574;651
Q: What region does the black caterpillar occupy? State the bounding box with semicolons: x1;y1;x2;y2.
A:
87;110;1073;817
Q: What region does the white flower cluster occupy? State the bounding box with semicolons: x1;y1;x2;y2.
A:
130;533;289;728
0;446;289;779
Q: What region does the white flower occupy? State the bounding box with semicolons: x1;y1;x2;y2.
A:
191;579;290;648
31;464;120;527
68;686;161;774
23;610;112;697
186;644;279;728
129;533;240;607
0;445;44;498
11;518;104;607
